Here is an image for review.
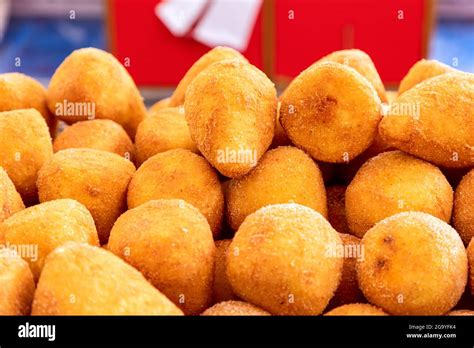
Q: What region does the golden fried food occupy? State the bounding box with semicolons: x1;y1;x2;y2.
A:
108;199;215;315
379;72;474;168
32;242;183;315
169;46;247;106
324;303;387;316
0;109;53;203
318;49;387;102
149;97;170;112
212;239;236;303
0;167;24;223
0;249;35;315
357;212;468;315
453;169;474;245
468;239;474;296
53;119;134;162
227;204;343;315
326;186;350;234
37;148;135;244
398;59;456;94
185;59;277;178
446;309;474;316
328;233;364;308
202;301;270;316
226;146;327;230
0;199;99;280
127;149;223;238
47;47;146;139
346;151;453;237
135;107;198;165
0;72;56;135
280;62;382;163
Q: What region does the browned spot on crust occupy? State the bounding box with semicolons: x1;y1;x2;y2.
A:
314;96;337;123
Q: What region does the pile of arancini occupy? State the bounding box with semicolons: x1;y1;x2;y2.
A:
0;46;473;316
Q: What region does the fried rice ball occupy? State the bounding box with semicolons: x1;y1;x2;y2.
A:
453;169;474;245
32;242;183;315
135;107;198;165
318;49;387;102
212;239;236;303
202;301;270;316
357;212;468;315
227;204;343;315
398;59;456;94
149;97;170;112
0;167;24;223
346;151;453;238
169;46;247;106
226;146;327;230
47;47;146;139
468;239;474;296
53;119;134;162
127;149;224;238
0;109;53;203
0;72;56;135
379;72;474;168
185;59;277;178
108;199;215;315
328;234;365;308
0;249;35;315
326;186;350;234
37;148;135;244
0;199;99;280
324;303;387;316
280;62;382;163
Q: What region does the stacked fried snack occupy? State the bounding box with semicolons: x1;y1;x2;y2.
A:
0;47;473;316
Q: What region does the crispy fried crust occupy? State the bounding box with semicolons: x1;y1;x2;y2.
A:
135;107;198;165
0;199;99;280
0;73;56;135
37;148;135;244
280;62;382;163
185;59;277;178
318;49;387;102
357;212;467;315
47;47;146;139
108;199;215;315
227;204;343;315
169;46;247;106
324;303;387;316
346;151;453;237
202;300;270;316
398;59;456;94
453;169;474;245
0;109;53;203
0;167;25;223
379;72;474;168
127;149;224;238
0;249;35;315
32;242;183;315
226;146;327;230
53;119;134;162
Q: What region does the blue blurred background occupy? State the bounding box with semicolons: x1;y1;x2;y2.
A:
0;0;472;88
